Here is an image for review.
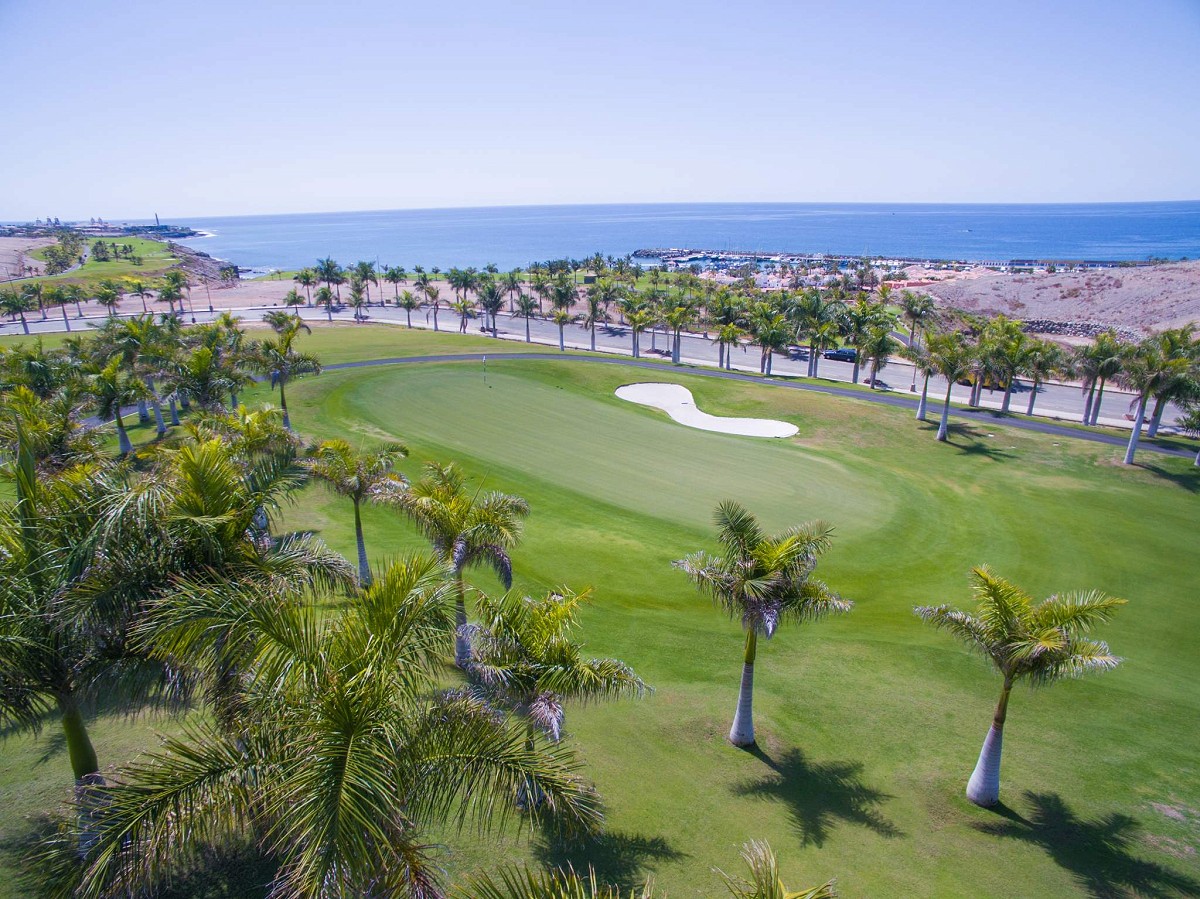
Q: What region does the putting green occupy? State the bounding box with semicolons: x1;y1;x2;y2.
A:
278;357;1200;898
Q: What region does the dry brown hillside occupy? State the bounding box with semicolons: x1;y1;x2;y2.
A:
918;261;1200;333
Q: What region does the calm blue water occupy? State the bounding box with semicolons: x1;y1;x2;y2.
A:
174;202;1200;271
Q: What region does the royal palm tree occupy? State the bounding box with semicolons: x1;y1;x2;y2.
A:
426;284;442;331
84;359;146;455
353;260;378;305
925;331;973;441
716;322;744;370
59;556;598;898
1;287;33;334
314;285;335;321
94;283;121;319
128;278;152;314
253;319;320;430
0;429;162;813
626;308;655;359
478;279;507;336
916;566;1125;807
294;267;318;305
397;462;529;667
1143;326;1198;437
305;439;409;585
1021;339;1067;417
900;291;936;348
1076;331;1125;425
397;289;421;328
383;265;405;300
515;292;539;343
676;502;850;747
464;588;647;749
315;256;344;300
163;345;240;412
861;325;899;389
551;308;575;351
1118;333;1195;465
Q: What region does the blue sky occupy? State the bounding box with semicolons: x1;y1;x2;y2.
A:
2;0;1198;219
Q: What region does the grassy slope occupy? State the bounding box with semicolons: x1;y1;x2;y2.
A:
1;331;1198;898
25;237;179;290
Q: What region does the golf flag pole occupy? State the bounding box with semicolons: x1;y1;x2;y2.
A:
483;355;487;385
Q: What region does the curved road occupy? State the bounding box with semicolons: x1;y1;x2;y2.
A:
322;352;1196;460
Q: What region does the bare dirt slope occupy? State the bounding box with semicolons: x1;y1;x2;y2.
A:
919;261;1200;333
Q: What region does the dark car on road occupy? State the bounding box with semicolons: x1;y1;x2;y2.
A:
822;347;857;363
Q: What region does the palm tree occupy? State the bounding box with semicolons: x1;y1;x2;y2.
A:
128;278;152;314
0;286;33;334
85;358;147;454
353;260;378;305
1143;326;1198;437
925;331;973;441
464;587;647;748
676;502;851;747
294;267;318;305
94;283;121;319
348;278;367;321
315;256;344;300
1118;333;1195;465
305;439;409;585
0;429;161;808
749;305;790;376
452;297;474;333
663;304;695;364
716;322;744;370
899;291;936;348
397;289;421;328
426;284;442;331
1075;331;1125;425
63;284;86;318
515;292;539;343
163;345;240;412
397;462;529;667
314;285;336;322
916;566;1125;807
625;308;655;359
478;279;507;337
717;840;838;899
551;308;575;351
254;320;320;430
383;264;405;300
861;325;899;389
60;556;598;898
503;270;523;311
1021;339;1067;417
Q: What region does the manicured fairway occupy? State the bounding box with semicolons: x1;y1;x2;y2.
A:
1;336;1197;897
279;357;1200;897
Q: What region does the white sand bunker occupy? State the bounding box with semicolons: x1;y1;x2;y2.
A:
615;383;798;438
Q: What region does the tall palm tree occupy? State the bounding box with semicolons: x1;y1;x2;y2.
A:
314;285;335;322
625;308;655;359
916;566;1125;807
254;320;320;430
1021;339;1067;417
861;325;899;389
899;291;936;348
464;587;647;748
397;289;421;328
924;331;973;441
550;308;575;351
397;462;530;667
478;279;507;337
128;278;152;314
1118;333;1194;465
716;322;744;370
59;556;599;898
676;502;851;747
1075;331;1125;426
305;439;409;585
515;292;539;343
315;256;344;300
0;287;34;334
1143;326;1198;437
0;429;163;808
426;284;442;331
85;359;147;455
294;267;318;305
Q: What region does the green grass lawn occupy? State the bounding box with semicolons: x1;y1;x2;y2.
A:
25;237;179;290
2;333;1198;897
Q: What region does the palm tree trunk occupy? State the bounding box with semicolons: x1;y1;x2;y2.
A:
1082;382;1095;424
19;312;29;335
916;373;930;420
633;333;640;359
937;381;953;441
590;326;596;352
168;397;180;426
147;381;166;436
230;390;239;409
137;398;149;424
1123;394;1148;465
454;571;470;667
558;325;565;352
851;360;860;385
1090;378;1107;426
326;304;333;322
433;307;439;332
525;317;531;343
729;630;757;747
406;309;413;328
1146;397;1166;438
115;411;132;455
1026;378;1040;416
60;304;71;331
279;381;291;431
1001;380;1014;413
354;500;371;585
59;694;105;857
966;680;1011;807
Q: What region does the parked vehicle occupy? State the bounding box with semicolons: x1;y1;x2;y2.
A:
822;347;857;362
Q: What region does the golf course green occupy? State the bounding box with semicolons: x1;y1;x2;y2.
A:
1;329;1197;897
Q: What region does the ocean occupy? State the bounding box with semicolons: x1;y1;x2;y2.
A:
174;202;1200;272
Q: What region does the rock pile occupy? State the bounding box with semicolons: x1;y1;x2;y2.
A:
1022;319;1141;341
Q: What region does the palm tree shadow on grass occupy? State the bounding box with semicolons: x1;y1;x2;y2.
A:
975;792;1200;898
946;423;1017;460
733;746;902;847
1130;457;1200;493
535;829;686;891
